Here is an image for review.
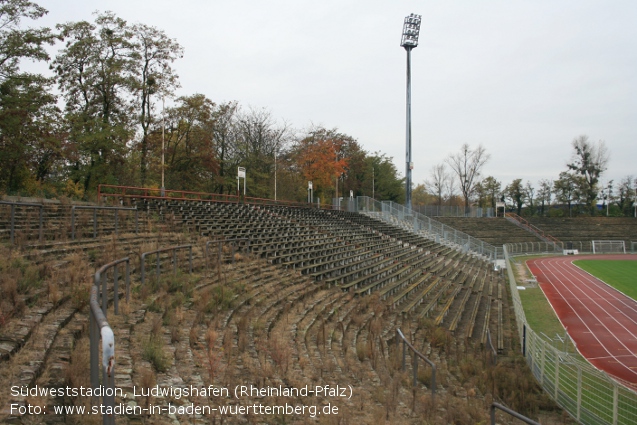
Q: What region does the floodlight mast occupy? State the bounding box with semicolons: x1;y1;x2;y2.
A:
401;13;421;211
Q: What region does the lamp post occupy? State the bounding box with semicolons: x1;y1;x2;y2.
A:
401;13;421;211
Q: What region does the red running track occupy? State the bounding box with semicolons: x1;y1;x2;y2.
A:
527;254;637;385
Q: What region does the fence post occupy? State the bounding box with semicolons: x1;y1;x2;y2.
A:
71;206;76;240
126;260;130;303
135;209;139;234
554;351;559;400
114;209;118;235
38;205;43;243
113;265;119;314
576;367;582;422
413;355;418;387
93;208;97;238
613;383;619;425
10;204;15;245
402;339;406;371
156;252;161;283
189;245;193;273
141;254;146;285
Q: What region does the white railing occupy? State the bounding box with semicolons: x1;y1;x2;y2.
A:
355;197;503;261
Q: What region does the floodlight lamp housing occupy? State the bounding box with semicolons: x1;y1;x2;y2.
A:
400;13;422;49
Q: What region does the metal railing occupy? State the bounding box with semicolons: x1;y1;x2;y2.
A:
486;329;497;365
505;240;592;255
413;204;495;218
97;184;330;209
490;403;540;425
356;196;503;261
504;244;637;424
205;238;251;272
91;258;130;425
0;200;44;244
505;212;561;244
395;328;436;400
140;245;193;285
71;205;138;240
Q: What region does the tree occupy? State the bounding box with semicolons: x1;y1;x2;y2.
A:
505;179;525;215
524;182;535;215
567;135;610;214
130;22;183;186
367;153;404;203
0;0;58;194
553;172;583;217
210;101;239;195
159;94;218;191
339;138;366;199
293;127;349;201
445;143;490;208
53;12;136;194
411;183;436;207
616;176;635;216
0;74;62;193
477;176;501;210
234;107;290;198
0;0;54;82
426;163;451;206
537;179;553;216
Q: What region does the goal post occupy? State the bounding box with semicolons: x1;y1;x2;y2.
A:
591;240;626;254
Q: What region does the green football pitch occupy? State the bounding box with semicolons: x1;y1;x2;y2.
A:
573;260;637;300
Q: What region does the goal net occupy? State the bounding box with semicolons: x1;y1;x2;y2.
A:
591;240;626;254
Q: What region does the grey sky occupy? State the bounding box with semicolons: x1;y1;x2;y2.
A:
30;1;637;190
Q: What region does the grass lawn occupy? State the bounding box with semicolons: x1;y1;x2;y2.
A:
511;256;573;345
573;260;637;300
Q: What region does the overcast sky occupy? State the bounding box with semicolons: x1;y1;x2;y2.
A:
28;1;637;190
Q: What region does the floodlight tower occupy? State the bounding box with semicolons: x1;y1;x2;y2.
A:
401;13;421;211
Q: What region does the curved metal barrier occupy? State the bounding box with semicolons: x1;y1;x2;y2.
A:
490;403;540;425
395;328;436;400
140;245;193;285
91;258;130;425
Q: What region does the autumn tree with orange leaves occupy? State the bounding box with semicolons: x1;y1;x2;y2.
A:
293;127;351;200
